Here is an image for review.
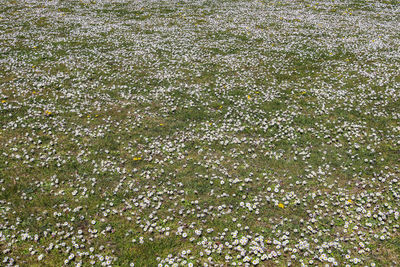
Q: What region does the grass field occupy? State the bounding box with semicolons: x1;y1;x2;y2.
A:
1;0;400;266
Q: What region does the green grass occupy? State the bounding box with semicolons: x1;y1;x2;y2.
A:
0;0;399;266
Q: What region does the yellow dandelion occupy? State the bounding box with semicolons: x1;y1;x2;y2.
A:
247;95;251;99
278;203;285;209
1;100;6;103
160;123;164;126
348;199;352;204
133;157;142;161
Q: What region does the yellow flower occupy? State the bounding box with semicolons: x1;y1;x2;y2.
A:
133;157;142;161
160;123;164;126
1;100;6;103
247;95;251;99
45;110;52;116
347;199;352;204
278;203;285;209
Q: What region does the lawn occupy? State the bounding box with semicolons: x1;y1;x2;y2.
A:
0;0;399;266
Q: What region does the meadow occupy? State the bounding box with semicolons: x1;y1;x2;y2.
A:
0;0;399;266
